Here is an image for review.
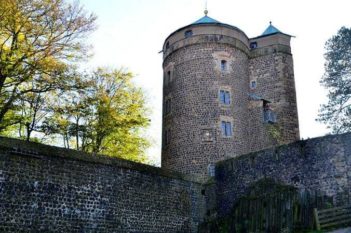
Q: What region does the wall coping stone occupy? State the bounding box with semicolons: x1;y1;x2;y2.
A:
0;136;204;184
216;132;351;167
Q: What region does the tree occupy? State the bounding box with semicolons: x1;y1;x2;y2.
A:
0;0;96;129
318;27;351;134
43;68;151;162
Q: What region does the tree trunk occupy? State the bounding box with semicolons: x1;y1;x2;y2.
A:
26;123;31;141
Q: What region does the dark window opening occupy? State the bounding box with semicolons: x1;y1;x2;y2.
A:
164;129;171;146
250;42;257;49
167;70;171;80
221;121;232;137
263;101;277;123
165;99;171;115
166;41;170;49
250;80;257;89
164;70;171;86
185;30;193;38
221;60;227;71
219;90;231;105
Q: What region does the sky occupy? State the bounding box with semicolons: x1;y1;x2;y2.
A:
78;0;351;165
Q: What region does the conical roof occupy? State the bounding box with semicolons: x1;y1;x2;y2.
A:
262;22;281;36
192;15;220;24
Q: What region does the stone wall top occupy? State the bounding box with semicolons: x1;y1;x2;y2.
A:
0;136;203;184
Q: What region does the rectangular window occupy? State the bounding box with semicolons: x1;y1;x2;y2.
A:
185;30;193;38
250;42;257;49
221;121;232;137
250;80;257;89
165;99;171;115
220;90;231;105
263;101;277;123
164;129;171;145
164;70;172;86
221;60;227;71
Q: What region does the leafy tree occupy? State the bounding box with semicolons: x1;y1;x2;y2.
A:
0;0;96;129
43;68;151;162
318;27;351;133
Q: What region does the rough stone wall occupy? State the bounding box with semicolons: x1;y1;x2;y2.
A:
0;137;205;233
215;133;351;216
161;24;300;178
248;45;300;152
162;35;251;178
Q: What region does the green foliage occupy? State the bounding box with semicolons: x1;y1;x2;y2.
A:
265;123;282;145
82;68;151;162
318;27;351;133
0;0;96;129
42;68;151;163
0;1;151;164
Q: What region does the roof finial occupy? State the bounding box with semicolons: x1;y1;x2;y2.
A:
204;0;208;15
269;21;272;25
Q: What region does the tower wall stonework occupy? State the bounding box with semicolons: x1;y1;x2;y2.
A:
162;22;300;177
162;24;252;177
247;38;300;152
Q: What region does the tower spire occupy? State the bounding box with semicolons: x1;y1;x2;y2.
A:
204;0;208;15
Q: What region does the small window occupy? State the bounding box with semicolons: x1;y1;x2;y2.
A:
167;71;171;81
221;121;232;137
165;99;171;115
219;90;231;105
202;129;214;142
166;41;170;49
263;101;277;123
250;80;257;89
250;42;257;49
164;129;171;145
185;30;193;38
221;60;227;71
207;164;215;177
164;70;171;86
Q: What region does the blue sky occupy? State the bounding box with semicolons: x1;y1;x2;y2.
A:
78;0;351;164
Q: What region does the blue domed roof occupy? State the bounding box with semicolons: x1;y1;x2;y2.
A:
192;15;220;24
261;22;281;36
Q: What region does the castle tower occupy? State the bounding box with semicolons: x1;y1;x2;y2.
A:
161;14;299;178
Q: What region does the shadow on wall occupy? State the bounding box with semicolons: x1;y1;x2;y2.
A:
199;178;335;233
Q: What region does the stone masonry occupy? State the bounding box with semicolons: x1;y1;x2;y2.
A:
0;133;350;232
214;133;351;217
161;16;299;178
0;137;205;233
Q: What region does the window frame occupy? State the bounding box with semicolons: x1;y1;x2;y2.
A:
219;90;231;105
221;121;233;137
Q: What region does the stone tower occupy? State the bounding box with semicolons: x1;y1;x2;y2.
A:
161;14;299;178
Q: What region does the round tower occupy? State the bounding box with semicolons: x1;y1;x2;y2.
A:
161;13;252;177
161;14;300;178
